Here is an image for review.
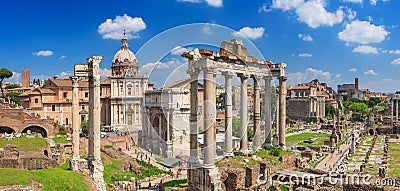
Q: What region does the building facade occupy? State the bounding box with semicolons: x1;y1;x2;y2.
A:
109;32;149;138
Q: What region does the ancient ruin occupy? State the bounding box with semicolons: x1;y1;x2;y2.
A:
70;56;106;191
182;39;287;191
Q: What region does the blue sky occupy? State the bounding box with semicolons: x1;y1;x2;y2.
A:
0;0;399;92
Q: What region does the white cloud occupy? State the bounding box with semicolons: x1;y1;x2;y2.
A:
271;0;346;28
352;45;378;54
99;68;111;79
271;0;303;11
370;0;390;5
298;33;313;41
8;72;21;83
59;55;66;59
391;58;400;65
343;0;363;3
387;50;400;54
98;14;146;40
295;0;345;28
33;50;53;56
59;71;72;79
258;3;272;13
232;27;265;40
338;20;389;44
140;58;184;74
171;46;189;55
349;68;357;72
287;67;331;85
367;16;373;22
177;0;201;2
336;74;342;78
205;0;222;7
364;69;378;75
202;23;213;35
299;53;313;57
346;8;357;20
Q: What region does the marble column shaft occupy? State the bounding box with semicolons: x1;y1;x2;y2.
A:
278;76;287;149
396;100;399;122
189;72;199;165
239;75;248;153
224;73;233;156
93;67;101;161
264;76;272;146
71;76;80;160
88;75;94;160
203;70;216;167
253;76;261;149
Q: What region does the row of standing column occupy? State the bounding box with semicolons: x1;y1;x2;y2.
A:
188;69;287;168
391;99;399;122
309;98;325;118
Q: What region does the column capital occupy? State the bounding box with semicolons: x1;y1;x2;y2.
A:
263;75;273;81
70;76;79;87
187;68;199;77
278;76;288;82
203;66;218;75
237;73;250;80
222;71;235;78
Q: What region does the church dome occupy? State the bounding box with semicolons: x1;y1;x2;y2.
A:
111;31;139;77
112;33;136;63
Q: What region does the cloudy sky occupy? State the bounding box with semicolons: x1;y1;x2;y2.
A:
0;0;399;92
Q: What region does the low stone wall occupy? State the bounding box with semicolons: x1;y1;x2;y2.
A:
0;144;56;170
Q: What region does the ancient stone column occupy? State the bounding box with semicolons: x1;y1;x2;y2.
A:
316;98;320;120
88;70;94;160
253;76;261;150
278;76;287;149
224;72;234;157
71;76;80;171
89;57;102;161
188;71;200;167
264;76;272;147
239;74;248;154
203;69;216;167
167;110;173;158
397;100;399;122
391;99;394;125
158;113;163;155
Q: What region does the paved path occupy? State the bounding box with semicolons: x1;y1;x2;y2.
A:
123;146;187;189
315;128;360;171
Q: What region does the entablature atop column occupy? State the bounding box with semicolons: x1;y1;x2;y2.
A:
183;48;286;79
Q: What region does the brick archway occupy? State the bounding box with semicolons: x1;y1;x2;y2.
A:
22;125;48;138
0;126;15;134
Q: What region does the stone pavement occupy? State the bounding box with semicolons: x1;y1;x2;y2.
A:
315;128;359;171
123;147;187;189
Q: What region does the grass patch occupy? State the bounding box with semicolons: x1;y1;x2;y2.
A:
102;154;171;184
388;143;400;178
163;179;187;188
0;163;88;191
286;132;329;147
255;147;291;166
0;136;48;151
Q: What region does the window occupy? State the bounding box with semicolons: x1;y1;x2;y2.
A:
63;92;67;98
65;118;69;125
128;87;132;95
35;98;38;103
51;105;56;111
81;104;85;110
85;92;89;98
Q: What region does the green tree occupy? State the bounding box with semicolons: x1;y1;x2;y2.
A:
6;92;21;105
0;68;13;98
216;92;225;108
325;105;336;120
80;120;88;136
247;127;254;141
349;102;369;115
5;84;20;89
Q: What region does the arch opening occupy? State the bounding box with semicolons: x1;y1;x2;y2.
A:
22;126;48;138
0;126;15;134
